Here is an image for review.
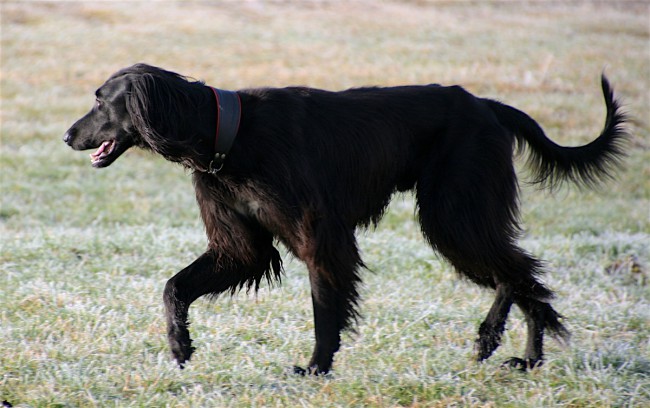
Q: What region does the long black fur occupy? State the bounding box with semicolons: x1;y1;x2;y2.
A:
63;63;628;374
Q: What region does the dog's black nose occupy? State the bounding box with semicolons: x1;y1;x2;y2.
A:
63;131;73;145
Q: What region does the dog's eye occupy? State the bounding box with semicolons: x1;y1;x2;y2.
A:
95;99;102;109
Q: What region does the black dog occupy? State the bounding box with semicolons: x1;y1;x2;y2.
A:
63;64;627;374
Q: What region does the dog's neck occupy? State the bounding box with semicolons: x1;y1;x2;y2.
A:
208;87;241;174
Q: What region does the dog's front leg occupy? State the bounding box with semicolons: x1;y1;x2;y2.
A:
294;277;345;375
163;251;215;367
163;250;243;368
293;230;363;375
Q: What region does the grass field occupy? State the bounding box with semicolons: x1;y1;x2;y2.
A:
1;1;649;407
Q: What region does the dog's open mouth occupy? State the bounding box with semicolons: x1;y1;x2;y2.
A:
89;140;116;167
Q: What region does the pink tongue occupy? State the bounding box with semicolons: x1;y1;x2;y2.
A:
90;141;111;161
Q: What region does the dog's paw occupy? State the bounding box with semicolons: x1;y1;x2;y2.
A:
501;357;543;372
475;322;504;362
171;344;195;369
292;364;330;376
293;365;307;376
168;330;195;369
475;335;500;362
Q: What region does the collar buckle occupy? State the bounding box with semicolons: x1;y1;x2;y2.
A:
208;156;225;174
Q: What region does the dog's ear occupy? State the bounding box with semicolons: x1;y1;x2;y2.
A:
122;68;209;169
125;72;173;151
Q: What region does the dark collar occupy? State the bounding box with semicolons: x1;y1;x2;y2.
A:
208;87;241;174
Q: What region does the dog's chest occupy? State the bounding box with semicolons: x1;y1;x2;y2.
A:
195;173;289;238
229;194;294;240
233;198;261;219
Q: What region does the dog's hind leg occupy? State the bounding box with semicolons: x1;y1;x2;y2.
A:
475;283;514;362
417;194;561;368
503;297;569;370
415;123;563;367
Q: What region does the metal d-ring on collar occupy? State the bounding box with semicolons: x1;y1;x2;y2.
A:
208;87;241;175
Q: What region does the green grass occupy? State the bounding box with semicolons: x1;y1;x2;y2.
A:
1;1;649;407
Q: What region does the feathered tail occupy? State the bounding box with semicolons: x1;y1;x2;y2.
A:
485;75;628;189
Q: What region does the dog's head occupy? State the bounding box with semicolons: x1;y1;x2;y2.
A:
63;64;207;168
63;70;139;168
